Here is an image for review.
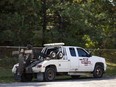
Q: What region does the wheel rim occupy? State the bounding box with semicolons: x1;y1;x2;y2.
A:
59;52;63;58
47;69;55;80
52;53;56;58
96;68;102;77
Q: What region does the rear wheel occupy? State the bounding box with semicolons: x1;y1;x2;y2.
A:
44;67;56;81
93;65;104;78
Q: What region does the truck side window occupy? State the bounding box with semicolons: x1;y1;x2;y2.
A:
69;48;76;57
77;48;88;57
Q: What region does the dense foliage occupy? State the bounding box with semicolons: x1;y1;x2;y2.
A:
0;0;115;48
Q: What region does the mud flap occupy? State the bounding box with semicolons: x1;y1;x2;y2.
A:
37;73;44;81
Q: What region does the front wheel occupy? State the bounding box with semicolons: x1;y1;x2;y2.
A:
44;67;56;81
93;65;104;78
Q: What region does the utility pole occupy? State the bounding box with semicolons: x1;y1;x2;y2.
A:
41;0;47;46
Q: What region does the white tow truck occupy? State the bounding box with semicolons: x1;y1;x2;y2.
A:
12;43;106;81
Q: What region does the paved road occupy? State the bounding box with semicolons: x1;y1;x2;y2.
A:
0;77;116;87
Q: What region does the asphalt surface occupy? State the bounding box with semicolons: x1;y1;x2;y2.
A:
0;77;116;87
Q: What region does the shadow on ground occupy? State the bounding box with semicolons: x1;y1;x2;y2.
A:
32;75;116;82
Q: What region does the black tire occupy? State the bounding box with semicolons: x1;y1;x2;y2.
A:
49;51;56;59
21;73;33;82
44;67;56;81
57;51;63;59
93;65;104;78
71;75;80;79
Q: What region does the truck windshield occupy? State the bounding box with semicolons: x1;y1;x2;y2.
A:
77;48;90;57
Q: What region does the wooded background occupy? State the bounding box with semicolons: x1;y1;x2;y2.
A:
0;0;115;49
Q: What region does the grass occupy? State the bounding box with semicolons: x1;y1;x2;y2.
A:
0;67;15;83
0;57;17;83
106;62;116;76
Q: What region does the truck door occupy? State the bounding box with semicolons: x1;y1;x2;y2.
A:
67;47;79;71
76;48;92;71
